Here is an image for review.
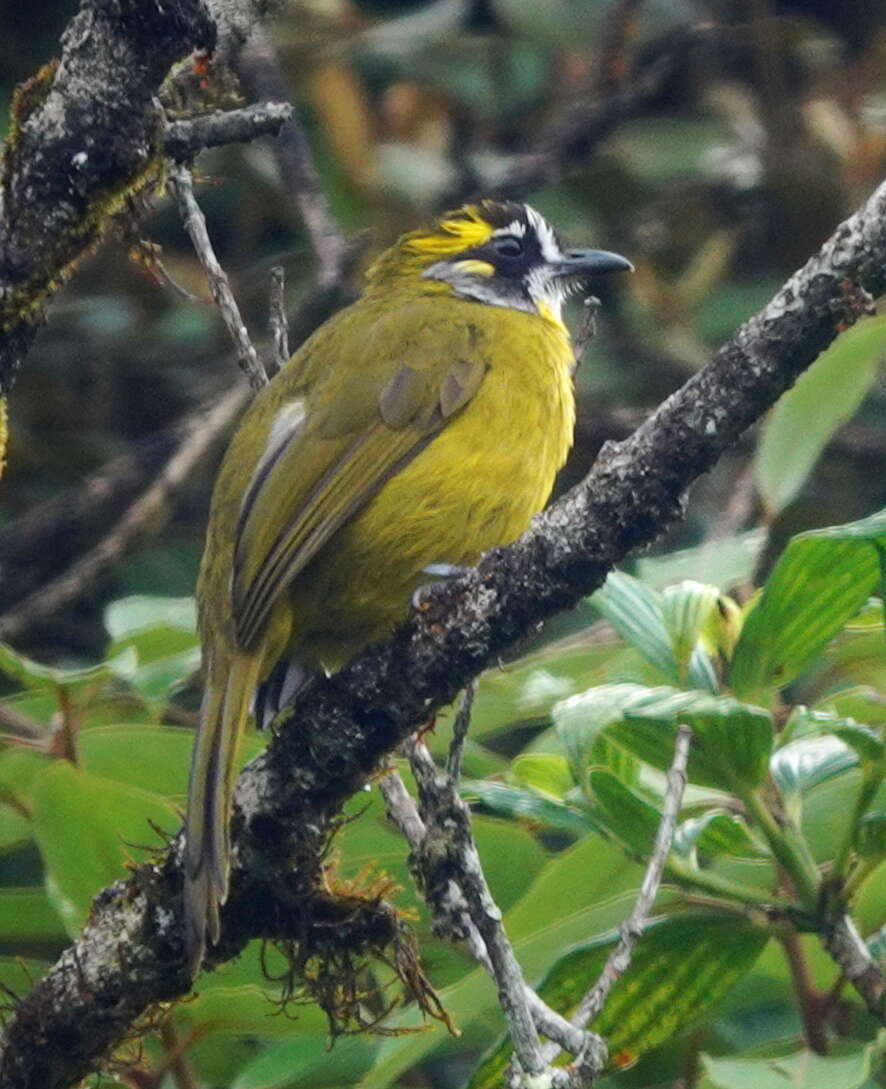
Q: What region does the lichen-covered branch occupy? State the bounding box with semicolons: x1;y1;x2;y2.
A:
164;102;293;160
0;0;215;394
1;181;885;1089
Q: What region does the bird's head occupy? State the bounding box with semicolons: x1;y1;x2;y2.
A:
365;200;632;324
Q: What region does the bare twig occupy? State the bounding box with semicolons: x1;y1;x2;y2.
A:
543;725;692;1077
163;102;293;160
268;265;289;376
168;164;268;391
445;682;476;781
573;296;602;367
378;764;590;1058
0;387;248;643
821;912;886;1023
404;737;547;1080
236;29;347;286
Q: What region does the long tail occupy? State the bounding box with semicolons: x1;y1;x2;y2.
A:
183;649;262;975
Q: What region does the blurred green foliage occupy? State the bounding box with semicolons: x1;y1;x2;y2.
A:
1;0;886;1086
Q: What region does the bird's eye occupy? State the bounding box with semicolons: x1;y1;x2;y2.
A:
492;235;524;258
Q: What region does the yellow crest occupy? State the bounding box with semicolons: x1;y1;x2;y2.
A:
402;205;495;256
365;204;501;283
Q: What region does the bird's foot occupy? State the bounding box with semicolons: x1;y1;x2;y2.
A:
411;563;470;610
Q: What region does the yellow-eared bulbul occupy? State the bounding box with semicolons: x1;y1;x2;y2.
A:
184;200;631;971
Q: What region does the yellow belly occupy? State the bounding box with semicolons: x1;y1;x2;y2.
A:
287;328;575;670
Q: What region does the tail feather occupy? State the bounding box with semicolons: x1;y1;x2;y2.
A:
184;651;261;975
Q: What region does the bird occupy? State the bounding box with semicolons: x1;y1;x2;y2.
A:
183;200;631;972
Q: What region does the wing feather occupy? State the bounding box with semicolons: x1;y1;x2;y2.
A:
229;311;489;652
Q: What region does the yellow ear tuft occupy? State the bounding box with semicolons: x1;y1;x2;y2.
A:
452;259;495;276
404;204;495;256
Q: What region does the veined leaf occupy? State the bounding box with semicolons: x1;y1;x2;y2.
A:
555;683;658;781
673;811;767;860
468;914;768;1089
755;314;886;516
511;753;574;800
730;507;886;702
590;572;678;680
771;736;858;799
0;643;137;693
855;813;886;859
701;1043;876;1089
588;769;661;856
661;580;720;688
460;780;594;836
597;686;773;790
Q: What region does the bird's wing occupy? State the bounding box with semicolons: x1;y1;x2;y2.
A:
231;309;488;650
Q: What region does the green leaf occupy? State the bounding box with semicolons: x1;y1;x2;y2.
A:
730;507;886;701
588;769;661;856
598;685;773;790
78;723;265;799
661;580;720;687
0;887;67;943
233;1028;377;1089
673;811;767;860
0;956;50;997
701;1044;876;1089
590;572;678;680
832;721;885;766
460;780;594;836
469;914;768;1089
855;812;886;858
555;683;655;780
104;594;197;643
637;530;767;592
30;762;179;934
755;314;886;516
771;736;858;799
0;804;31;852
0;643;137;693
511;753;574;800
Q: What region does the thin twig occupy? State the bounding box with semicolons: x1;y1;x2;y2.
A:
574;725;691;1030
0;387;248;643
268;265;289;377
538;725;692;1079
404;738;547;1081
573;296;602;368
164;102;293;160
167;165;268;392
820;912;886;1023
445;682;476;781
236;29;347;286
378;763;590;1057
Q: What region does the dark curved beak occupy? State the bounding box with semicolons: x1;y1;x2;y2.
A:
555;248;634;277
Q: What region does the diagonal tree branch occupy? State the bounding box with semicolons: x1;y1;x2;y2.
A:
1;180;885;1089
0;0;216;394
